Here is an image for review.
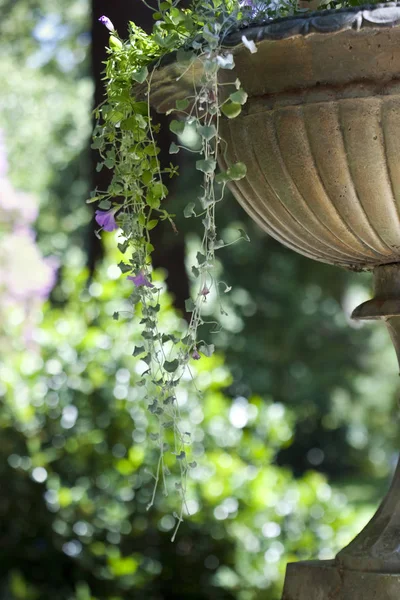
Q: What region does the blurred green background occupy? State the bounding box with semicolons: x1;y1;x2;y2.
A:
0;1;398;599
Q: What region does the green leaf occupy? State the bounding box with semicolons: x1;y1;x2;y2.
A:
199;343;215;357
238;228;250;242
118;240;129;254
91;138;102;150
132;345;146;357
215;171;231;184
132;66;148;83
147;219;158;231
149;400;162;415
181;334;193;346
136;114;148;129
183;203;196;218
144;144;160;156
169;142;180;154
163;396;175;405
142;330;155;340
118;261;131;273
147;303;161;315
203;25;219;49
176;98;190;111
185;298;195;312
130;289;141;305
146;182;167;208
228;162;247;181
146;193;160;209
132;101;148;115
169;120;185;135
229;89;248;105
196;159;216;174
109;35;123;51
120;117;137;132
153;182;167;198
176;49;194;65
197;124;217;141
99;200;111;210
170;7;185;24
196;252;206;265
161;334;174;344
221;101;242;119
142;354;152;366
142;171;152;185
120;114;148;133
164;359;179;373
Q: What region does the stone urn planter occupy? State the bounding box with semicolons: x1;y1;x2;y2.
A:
146;3;400;598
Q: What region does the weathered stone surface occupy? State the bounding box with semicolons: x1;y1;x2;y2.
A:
282;266;400;598
219;13;400;271
282;560;400;600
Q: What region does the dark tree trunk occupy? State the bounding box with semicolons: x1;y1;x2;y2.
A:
90;0;190;315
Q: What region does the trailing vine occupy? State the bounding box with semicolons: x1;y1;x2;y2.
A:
89;0;300;536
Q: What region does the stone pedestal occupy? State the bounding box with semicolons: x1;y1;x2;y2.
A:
282;265;400;599
282;560;400;600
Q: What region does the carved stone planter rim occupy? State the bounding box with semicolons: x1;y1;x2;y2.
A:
223;2;400;45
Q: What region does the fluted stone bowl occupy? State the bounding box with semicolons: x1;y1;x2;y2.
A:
142;3;400;270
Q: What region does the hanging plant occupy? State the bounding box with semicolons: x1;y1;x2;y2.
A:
89;0;356;534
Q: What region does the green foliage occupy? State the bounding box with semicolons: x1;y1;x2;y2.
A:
91;0;257;508
0;0;92;260
0;250;368;599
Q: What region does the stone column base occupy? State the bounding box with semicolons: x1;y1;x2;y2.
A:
282;560;400;600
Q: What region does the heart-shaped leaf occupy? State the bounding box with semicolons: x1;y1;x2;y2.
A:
164;359;179;373
221;102;242;119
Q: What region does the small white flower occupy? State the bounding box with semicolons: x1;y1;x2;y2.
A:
216;53;235;69
241;35;258;54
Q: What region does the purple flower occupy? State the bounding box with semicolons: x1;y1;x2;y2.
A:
95;208;118;232
200;286;210;297
239;0;265;23
98;16;115;31
127;272;154;288
192;348;201;360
